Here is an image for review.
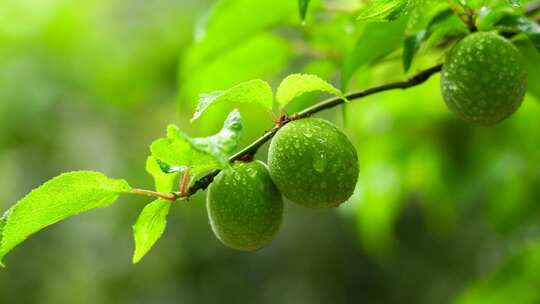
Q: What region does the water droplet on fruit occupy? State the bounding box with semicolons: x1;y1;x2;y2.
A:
246;168;257;178
313;152;327;173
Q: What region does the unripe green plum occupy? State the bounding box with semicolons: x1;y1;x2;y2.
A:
440;32;527;125
268;118;359;208
207;160;283;251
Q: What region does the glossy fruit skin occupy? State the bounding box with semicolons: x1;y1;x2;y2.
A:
268;118;359;208
440;32;527;125
207;160;283;251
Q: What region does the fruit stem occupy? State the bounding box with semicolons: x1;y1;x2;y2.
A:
130;189;178;201
448;1;477;33
180;167;191;195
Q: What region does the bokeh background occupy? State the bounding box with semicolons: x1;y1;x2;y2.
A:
1;0;540;303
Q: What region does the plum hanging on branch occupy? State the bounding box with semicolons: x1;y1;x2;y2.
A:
441;31;528;125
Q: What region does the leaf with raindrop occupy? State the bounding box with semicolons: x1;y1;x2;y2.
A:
152;109;243;178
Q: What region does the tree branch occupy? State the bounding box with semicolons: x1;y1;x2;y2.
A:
176;64;443;199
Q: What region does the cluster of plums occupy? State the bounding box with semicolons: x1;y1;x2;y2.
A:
206;31;529;251
207;118;359;251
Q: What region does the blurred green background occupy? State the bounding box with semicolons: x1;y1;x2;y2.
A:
1;0;540;303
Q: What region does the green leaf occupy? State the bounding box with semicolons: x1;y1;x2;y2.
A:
180;0;295;104
151;158;185;175
515;38;540;99
406;0;449;32
402;7;461;72
191;109;243;163
299;0;311;21
131;157;179;264
477;2;522;31
276;74;343;109
191;79;273;122
151;126;219;177
403;30;427;72
132;199;171;264
134;110;242;263
184;0;295;73
425;8;458;30
146;156;179;193
0;171;130;265
357;0;415;22
421;11;467;50
181;33;292;107
151;109;243;177
341;16;408;90
498;15;540;51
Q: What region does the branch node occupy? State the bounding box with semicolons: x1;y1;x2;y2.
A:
238;153;254;163
289;113;301;121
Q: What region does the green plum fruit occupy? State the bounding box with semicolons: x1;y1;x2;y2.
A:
207;160;283;251
268;118;359;208
440;31;527;125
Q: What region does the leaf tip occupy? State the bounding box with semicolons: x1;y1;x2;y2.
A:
298;0;311;22
132;254;142;264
